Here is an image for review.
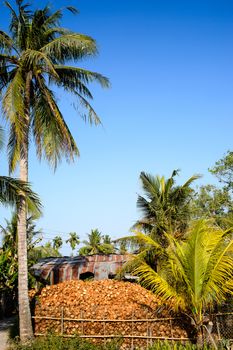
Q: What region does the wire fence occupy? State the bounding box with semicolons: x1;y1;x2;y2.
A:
33;307;233;348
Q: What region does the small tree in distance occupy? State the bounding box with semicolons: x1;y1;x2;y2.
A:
66;232;80;256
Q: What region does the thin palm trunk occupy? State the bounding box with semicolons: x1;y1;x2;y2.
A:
18;147;33;340
17;73;33;340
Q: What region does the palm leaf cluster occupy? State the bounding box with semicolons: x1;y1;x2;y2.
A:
0;0;109;170
132;220;233;328
0;123;41;212
79;229;115;255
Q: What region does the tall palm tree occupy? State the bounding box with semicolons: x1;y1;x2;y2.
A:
0;1;109;340
132;220;233;343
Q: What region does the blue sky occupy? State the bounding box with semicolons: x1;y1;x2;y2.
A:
0;0;233;254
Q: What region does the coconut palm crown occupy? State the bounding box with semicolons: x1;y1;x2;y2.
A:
135;170;200;244
0;0;109;170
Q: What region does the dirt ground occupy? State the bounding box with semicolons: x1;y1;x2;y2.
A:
0;317;15;350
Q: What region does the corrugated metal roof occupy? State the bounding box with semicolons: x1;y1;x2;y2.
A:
30;254;130;284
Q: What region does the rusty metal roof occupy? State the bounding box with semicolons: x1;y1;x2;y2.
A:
30;254;130;284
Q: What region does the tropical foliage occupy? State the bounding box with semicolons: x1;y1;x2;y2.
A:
79;229;115;255
209;150;233;190
52;236;63;251
0;213;42;311
131;220;233;338
117;170;200;272
66;232;80;255
193;151;233;230
134;170;200;245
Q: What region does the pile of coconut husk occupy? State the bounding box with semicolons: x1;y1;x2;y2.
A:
34;280;189;347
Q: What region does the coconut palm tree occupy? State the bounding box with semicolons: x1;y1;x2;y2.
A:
79;229;114;255
135;170;200;245
132;220;233;343
0;1;109;340
66;232;80;255
117;170;200;273
52;235;63;251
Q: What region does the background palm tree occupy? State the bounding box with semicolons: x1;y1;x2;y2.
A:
66;232;80;255
31;241;61;260
0;1;109;340
79;229;115;255
52;235;63;251
132;220;233;343
135;170;200;245
117;170;200;272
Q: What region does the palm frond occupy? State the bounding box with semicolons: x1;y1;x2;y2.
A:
132;230;164;252
54;65;110;89
0;30;14;52
203;232;233;301
41;34;98;63
2;68;26;142
140;172;161;199
32;76;79;168
181;174;202;188
7;123;20;173
134;260;185;310
0;176;42;215
74;92;102;125
21;49;58;78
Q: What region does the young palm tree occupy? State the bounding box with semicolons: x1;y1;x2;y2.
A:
0;1;109;340
132;220;233;343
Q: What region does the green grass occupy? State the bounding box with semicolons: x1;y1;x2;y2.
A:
9;335;220;350
9;335;122;350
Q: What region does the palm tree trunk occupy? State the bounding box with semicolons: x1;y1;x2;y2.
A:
17;73;33;341
17;142;33;341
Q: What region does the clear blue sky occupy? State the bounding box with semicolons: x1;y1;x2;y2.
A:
0;0;233;254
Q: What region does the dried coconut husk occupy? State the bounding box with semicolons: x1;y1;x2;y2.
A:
33;279;189;347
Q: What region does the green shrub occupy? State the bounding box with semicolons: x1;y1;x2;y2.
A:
148;340;215;350
9;335;122;350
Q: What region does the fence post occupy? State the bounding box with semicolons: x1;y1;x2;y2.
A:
61;307;64;335
170;318;173;342
216;315;221;341
103;308;106;345
81;309;84;335
131;311;134;350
